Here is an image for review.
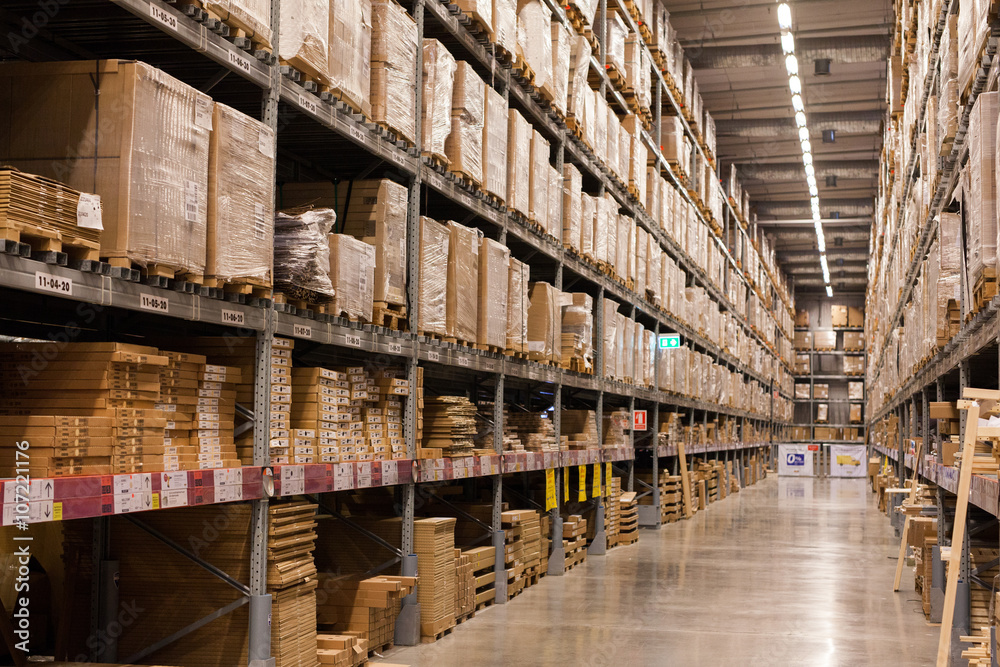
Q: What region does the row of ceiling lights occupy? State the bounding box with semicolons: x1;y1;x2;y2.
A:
777;2;833;298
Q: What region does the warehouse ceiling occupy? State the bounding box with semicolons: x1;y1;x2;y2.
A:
663;0;891;294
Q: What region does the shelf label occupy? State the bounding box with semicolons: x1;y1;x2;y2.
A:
381;461;398;486
387;342;403;355
345;333;362;348
149;3;179;30
427;350;440;362
227;49;252;75
298;93;318;115
390;150;407;168
457;356;470;367
35;271;72;296
221;309;245;326
293;324;312;338
349;125;366;143
140;293;169;313
545;469;556;511
483;360;496;372
577;465;586;502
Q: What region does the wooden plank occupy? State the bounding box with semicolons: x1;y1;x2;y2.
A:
937;400;980;666
677;441;693;519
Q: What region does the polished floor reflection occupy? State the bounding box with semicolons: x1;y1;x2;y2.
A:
379;475;937;667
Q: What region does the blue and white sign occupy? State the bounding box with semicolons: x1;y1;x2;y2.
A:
779;444;814;476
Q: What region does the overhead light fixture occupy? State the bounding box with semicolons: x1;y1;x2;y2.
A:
801;139;812;154
809;183;819;196
789;75;802;94
826;285;833;297
799;126;809;142
792;94;804;112
803;153;813;166
777;3;792;29
781;33;795;54
805;164;816;178
785;55;799;75
795;111;807;127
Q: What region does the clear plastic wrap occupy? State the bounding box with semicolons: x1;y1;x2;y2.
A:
606;108;620;179
584;87;597;153
371;0;418;143
602;298;619;379
606;11;627;73
274;207;336;299
561;292;594;372
567;35;591;120
646;167;660;225
527;282;560;363
279;0;330;82
446;62;486;183
483;84;508;200
938;212;962;343
329;0;372;115
419;216;450;336
478;237;510;348
594;92;608;165
574;0;598;23
848;381;864;401
618;113;631;184
328;233;376;320
517;0;552;96
660;115;686;165
421;39;457;162
615;213;629;278
455;0;492;36
659;177;672;234
207;102;274;284
646;234;660;304
550;21;572;117
635;227;647;297
207;0;273;48
342;179;408;306
548;164;562;240
968;91;997;282
563;164;582;252
625;36;651;110
507;257;530;353
529;129;550;227
958;0;988;94
446;221;481;342
493;0;518;55
592;195;609;265
506;109;532;217
580;193;595;258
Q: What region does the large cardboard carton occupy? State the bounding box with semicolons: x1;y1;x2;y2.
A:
371;0;418;143
527;282;560;363
446;221;481;343
328;234;376;321
482;85;508;201
329;0;373;115
445;62;485;184
478;237;510;348
507;258;530;354
418;217;449;336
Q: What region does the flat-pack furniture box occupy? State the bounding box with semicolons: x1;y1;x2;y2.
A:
329;0;373;116
328;233;376;321
527;282;560;363
207;103;274;287
421;39;457;163
446;221;481;343
446;62;485;184
478;237;510;348
280;0;329;83
0;60;211;275
419;216;450;336
507;257;530;354
371;0;418;143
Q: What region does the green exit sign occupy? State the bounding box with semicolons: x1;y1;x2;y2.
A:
659;334;681;349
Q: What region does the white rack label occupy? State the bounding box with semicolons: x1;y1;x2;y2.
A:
345;333;362;347
221;309;245;325
149;3;178;30
76;193;103;230
349;125;366;143
35;271;72;295
457;356;470;367
387;342;402;355
390;150;407;168
228;49;252;75
140;293;169;313
293;324;312;338
159;488;188;508
381;461;398;486
357;462;372;488
427;350;440;362
483;360;496;372
298;93;318;115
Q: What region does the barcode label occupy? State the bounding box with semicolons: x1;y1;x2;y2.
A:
254;203;267;240
194;97;213;130
184;180;201;223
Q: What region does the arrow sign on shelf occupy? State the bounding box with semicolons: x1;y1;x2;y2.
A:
658;334;681;349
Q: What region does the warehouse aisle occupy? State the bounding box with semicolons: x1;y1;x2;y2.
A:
378;476;937;667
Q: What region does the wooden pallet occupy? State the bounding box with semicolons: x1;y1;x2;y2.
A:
205;276;273;299
443;335;475;348
422;152;450;172
972;268;997;314
474;343;504;354
454;610;476;625
0;221;100;265
421;625;455;643
503;348;529;360
367;641;393;657
174;0;274;58
510;58;536;87
106;257;204;289
372;301;407;330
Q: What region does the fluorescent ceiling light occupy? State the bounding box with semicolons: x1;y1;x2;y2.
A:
777;3;792;29
786;54;799;75
799;126;809;141
789;76;802;94
801;139;812;153
802;152;813;166
826;285;833;297
805;164;816;178
795;111;807;127
792;94;804;112
781;33;795;53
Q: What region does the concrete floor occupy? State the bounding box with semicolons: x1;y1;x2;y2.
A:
378;475;939;667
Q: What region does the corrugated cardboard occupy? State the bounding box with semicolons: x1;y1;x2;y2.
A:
446;221;480;343
478;237;510;348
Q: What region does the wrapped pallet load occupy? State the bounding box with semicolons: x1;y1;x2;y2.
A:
507;257;530;355
580;193;595;258
561;293;593;373
206;0;272;49
550;21;573;118
527;282;560;364
274;207;336;302
446;62;486;184
455;0;493;35
328;234;376;321
566;34;592;124
207;103;275;288
529;129;550;228
371;0;418;143
422;39;457;164
280;0;330;82
507;109;532;218
329;0;373;116
548;165;562;241
493;0;518;57
483;84;509;201
0;60;210;275
446;221;481;344
602;298;619;379
594;92;608;165
625;36;651;111
419;217;450;336
606;10;628;74
606;109;620;181
968;91;998;287
623;115;647;202
478;238;510;349
516;0;552;97
937;212;962;345
562;164;582;253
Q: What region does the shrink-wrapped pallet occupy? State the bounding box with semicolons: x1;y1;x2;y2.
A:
493;0;518;55
580;193;595;258
371;0;418;143
328;233;376;320
660;116;687;167
624;116;647;202
529;129;551;227
602;298;619;378
563;164;582;252
646;168;660;226
635;227;647;298
550;21;573;117
615;213;629;279
446;221;481;343
207;0;273;48
606;10;628;74
958;0;989;95
594;91;608;165
455;0;493;36
646;234;661;304
562;292;594;372
567;35;591;120
207;103;274;286
583;87;597;154
419;217;450;336
968;91;998;283
592;195;608;264
483;85;508;201
606;109;620;180
422;39;457;163
478;237;510;348
659;177;672;234
625;37;650;110
517;0;552;96
548;165;562;240
507;109;532;217
0;60;211;273
446;61;486;184
280;0;330;83
507;257;530;354
527;282;561;363
938;213;962;343
329;0;373;116
274;207;336;300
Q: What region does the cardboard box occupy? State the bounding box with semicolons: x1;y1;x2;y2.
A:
478;237;510;348
529;129;550;229
848;306;864;328
527;282;560;363
831;305;848;327
279;0;329;82
371;0;418;143
843;332;864;349
506;258;529;354
814;331;836;350
445;61;485;184
482;84;508;201
813;384;829;400
328;234;375;321
418;217;449;336
848;381;864;401
794;331;813;350
849;404;863;423
421;38;456;163
446;221;480;343
942;438;960;466
795;384;810;400
0;60;211;272
506;109;531;218
329;0;373;116
929;402;959;420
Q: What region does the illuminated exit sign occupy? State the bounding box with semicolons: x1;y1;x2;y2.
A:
658;334;681;349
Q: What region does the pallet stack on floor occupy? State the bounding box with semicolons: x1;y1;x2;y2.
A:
268;500;321;667
604;476;621;547
315;575;415;656
563;514;588;570
316;633;369;667
501;509;540;599
618;491;639;545
466;546;497;610
414;517;457;642
454;550;476;624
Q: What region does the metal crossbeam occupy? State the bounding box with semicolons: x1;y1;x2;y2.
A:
122;597;248;664
308;496;404;558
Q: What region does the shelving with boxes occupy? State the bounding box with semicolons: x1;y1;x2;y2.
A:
0;0;792;663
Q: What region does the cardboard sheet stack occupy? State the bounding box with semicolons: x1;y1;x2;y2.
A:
422;395;477;457
504;410;559;452
603;475;621;547
618;490;639;545
506;258;530;356
316;634;368;667
561;292;594;373
562;514;587;568
268;500;321;667
315;575;415;654
501;509;539;598
0;342;169;477
454;549;476;620
370;0;418;144
560;410;599;450
414;517;458;640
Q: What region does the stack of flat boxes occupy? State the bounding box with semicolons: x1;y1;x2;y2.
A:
192;363;241;468
562;515;587;567
290;367;341;464
414;517;457;640
605;476;621;546
500;510;532;597
157;351;200;469
465;546;496;608
521;511;541;587
371;369;409;461
454;549;475;620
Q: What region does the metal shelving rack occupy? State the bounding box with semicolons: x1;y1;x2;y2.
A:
0;0;795;662
791;336;866;444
